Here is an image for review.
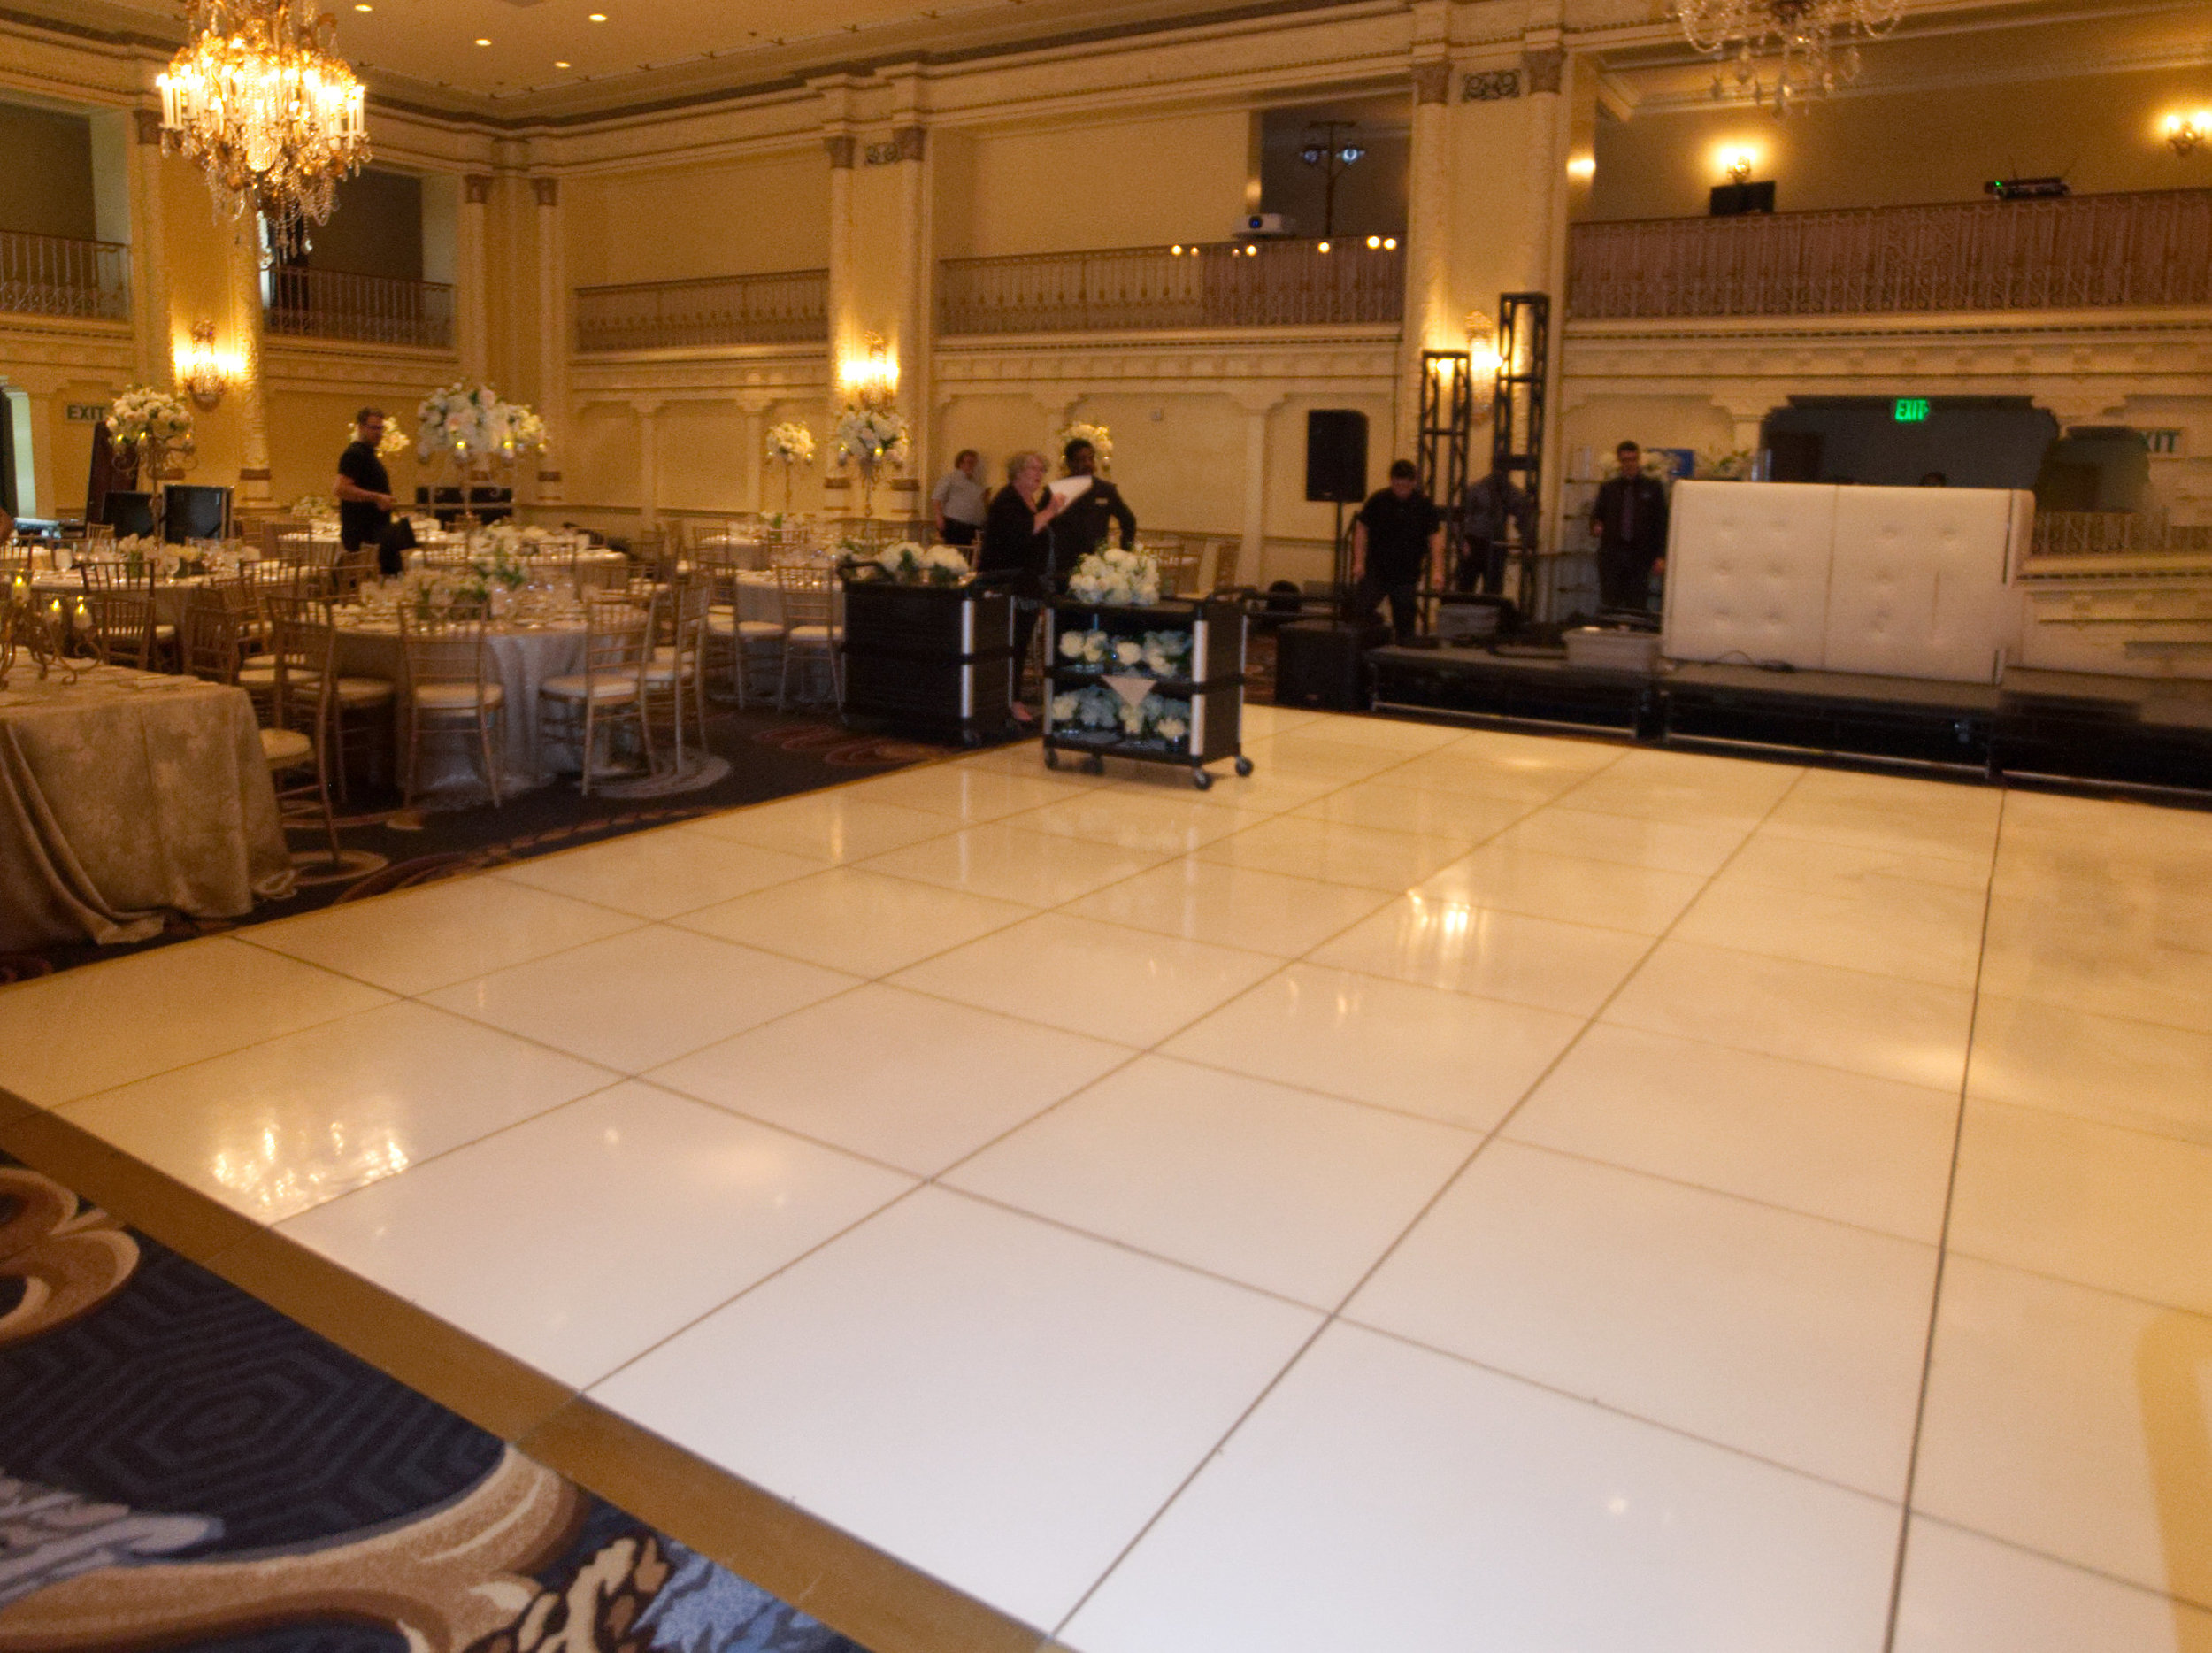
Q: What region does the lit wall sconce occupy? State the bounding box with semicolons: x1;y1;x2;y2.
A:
2166;112;2208;155
837;330;897;405
176;319;234;410
1567;153;1596;181
1723;148;1755;183
1463;308;1502;377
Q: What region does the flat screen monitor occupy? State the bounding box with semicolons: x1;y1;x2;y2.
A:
164;484;231;543
102;491;156;537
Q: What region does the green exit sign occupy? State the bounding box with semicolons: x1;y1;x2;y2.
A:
1894;397;1932;423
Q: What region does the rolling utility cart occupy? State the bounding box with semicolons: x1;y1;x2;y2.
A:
1041;595;1252;789
840;573;1018;745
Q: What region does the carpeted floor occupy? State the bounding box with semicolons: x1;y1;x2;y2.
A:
3;705;947;985
0;1154;873;1653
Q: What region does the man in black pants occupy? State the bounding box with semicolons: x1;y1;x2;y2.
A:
1352;459;1442;642
334;408;412;578
1455;462;1535;595
1589;440;1669;612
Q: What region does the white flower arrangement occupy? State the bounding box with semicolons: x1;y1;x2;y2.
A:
765;422;818;464
1054;421;1113;473
833;407;911;471
105;387;193;448
872;541;971;585
343;419;412;458
1056;626;1192;676
416;382;550;469
108;534;172;575
290;494;339;520
1065;546;1160;608
1048;684;1193;747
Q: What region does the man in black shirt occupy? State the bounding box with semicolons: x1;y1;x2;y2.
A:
335;408;405;577
1352;459;1442;642
1047;438;1136;580
1589;440;1670;612
1455;463;1536;595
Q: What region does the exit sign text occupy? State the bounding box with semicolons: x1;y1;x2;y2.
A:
1893;398;1931;423
65;404;110;423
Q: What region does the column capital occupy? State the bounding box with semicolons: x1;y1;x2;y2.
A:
531;176;559;208
463;173;494;205
133;106;164;145
825;135;856;170
1521;47;1565;96
893;124;926;162
1412;61;1451;105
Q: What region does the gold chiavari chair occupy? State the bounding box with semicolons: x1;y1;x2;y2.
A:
772;563;841;711
1148;538;1202;597
1208;538;1244;594
81;588;160;671
539;592;652;796
693;547;785;709
265;605;346;868
180;594;245;685
398;614;504;808
642;577;711;770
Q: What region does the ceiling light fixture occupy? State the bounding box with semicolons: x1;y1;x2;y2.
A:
588;12;607;19
475;36;491;45
1678;0;1902;113
157;0;370;265
554;59;571;67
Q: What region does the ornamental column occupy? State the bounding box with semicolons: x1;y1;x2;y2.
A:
126;108;173;389
457;173;493;381
225;231;273;507
531;174;566;504
1400;55;1453;460
822;132;856;519
633;399;664;527
736;396;771;514
888;119;932;516
1236;392;1283;577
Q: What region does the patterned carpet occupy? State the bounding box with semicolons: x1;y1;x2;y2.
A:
0;1155;872;1653
1;705;946;985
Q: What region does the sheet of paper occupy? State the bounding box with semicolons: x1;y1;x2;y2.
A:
1048;475;1094;505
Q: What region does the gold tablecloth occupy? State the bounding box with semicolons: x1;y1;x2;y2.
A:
0;666;294;950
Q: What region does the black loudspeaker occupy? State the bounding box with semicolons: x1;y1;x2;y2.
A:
1274;619;1388;710
1305;410;1369;504
101;491;155;537
163;484;231;542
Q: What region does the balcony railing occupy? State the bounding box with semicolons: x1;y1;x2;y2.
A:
1567;189;2212;320
574;269;828;351
265;266;455;349
938;239;1404;334
2030;511;2212;561
0;229;128;322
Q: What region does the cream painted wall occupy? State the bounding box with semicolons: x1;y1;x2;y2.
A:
565;150;832;288
1587;64;2212;220
0;100;95;241
950;110;1256;258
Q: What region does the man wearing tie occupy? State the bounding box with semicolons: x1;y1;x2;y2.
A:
1589;440;1670;613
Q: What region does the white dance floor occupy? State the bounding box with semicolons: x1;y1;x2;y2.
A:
2;706;2207;1651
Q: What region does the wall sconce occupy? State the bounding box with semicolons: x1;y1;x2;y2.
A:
1567;153;1596;181
1463;309;1502;377
2167;112;2208;156
177;320;233;410
1723;148;1755;183
838;331;897;406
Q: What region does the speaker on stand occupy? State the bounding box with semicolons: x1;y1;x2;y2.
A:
1305;409;1368;617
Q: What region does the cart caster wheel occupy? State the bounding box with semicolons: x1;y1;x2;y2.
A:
1192;768;1214;790
1085;755;1105;775
1043;749;1059;769
1233;756;1254;777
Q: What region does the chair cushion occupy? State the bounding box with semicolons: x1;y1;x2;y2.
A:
643;658;696;685
334;676;395;706
708;609;786;638
259;727;314;769
787;624;836;642
412;681;505;711
540;673;639;703
236;663;279;685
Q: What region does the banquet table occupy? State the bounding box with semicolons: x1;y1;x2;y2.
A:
0;664;293;950
29;573;212;631
331;609;589;797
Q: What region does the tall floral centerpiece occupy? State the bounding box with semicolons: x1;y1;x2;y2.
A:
106;387;196;488
1053;421;1113;473
416;381;549;520
833;405;910;520
764;420;816;512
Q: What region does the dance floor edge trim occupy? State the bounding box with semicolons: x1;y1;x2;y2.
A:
0;1088;1048;1653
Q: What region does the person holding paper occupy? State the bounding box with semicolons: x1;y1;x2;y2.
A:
979;449;1067;723
1048;437;1135;577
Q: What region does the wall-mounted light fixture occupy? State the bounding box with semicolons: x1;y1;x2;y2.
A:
1723;147;1756;182
1463;309;1503;379
2166;111;2208;155
1567;153;1596;181
176;320;235;410
837;330;897;407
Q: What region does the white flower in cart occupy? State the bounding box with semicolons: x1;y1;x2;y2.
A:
1077;689;1118;729
1113;639;1144;668
1049;692;1080;724
1155;714;1188;743
1058;630;1087;659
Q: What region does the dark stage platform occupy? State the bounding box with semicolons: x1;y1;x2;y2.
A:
1366;644;2212;795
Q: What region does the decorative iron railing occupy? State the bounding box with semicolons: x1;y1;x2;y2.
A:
574;269;829;351
265;266;455;349
0;229;128;321
938;239;1404;334
1567;189;2212;319
2029;511;2212;560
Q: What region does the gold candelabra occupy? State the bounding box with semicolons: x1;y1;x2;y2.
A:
0;577;85;690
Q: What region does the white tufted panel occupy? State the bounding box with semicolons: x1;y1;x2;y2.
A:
1663;481;1837;668
1824;488;2024;684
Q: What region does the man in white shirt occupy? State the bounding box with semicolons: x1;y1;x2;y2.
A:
931;450;987;548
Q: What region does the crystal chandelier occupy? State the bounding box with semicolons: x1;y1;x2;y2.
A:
1678;0;1902;112
157;0;371;264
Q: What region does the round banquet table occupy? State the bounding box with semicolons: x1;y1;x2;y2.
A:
331;612;588;799
30;573;211;631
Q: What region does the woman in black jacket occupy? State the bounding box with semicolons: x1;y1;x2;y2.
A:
976;448;1066;722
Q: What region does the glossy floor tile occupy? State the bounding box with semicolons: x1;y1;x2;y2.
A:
1912;1256;2212;1607
647;983;1134;1175
1348;1142;1938;1497
58;1000;613;1222
278;1079;914;1386
19;710;2212;1653
589;1187;1321;1631
1063;1322;1899;1653
945;1055;1477;1307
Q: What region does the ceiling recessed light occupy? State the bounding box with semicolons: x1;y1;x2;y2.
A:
554;59;571;67
353;4;370;10
475;36;491;44
588;12;607;19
